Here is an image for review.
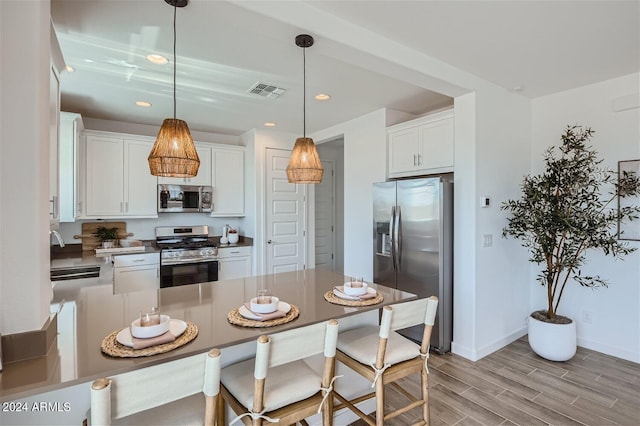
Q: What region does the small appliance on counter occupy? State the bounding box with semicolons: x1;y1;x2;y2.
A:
220;224;230;245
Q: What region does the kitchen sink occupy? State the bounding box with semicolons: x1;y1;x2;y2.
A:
50;265;101;281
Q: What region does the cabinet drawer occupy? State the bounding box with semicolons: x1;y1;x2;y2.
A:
113;252;159;267
218;246;252;258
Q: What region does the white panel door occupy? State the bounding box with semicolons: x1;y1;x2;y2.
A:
265;148;306;274
315;160;335;271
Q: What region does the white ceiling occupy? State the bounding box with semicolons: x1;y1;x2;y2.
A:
51;0;639;137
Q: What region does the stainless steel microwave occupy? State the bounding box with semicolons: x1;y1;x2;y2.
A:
158;184;213;213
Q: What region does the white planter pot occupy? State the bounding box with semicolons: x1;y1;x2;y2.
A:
528;313;577;361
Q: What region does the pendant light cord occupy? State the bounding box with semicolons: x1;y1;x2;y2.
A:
173;3;177;119
303;45;306;138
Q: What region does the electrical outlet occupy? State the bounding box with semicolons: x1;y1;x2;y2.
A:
582;310;593;324
523;316;529;327
482;234;493;247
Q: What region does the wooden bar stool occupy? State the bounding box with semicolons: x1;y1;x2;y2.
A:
220;319;340;426
89;348;222;425
332;296;438;426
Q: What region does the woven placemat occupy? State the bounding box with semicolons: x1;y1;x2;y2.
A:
228;304;300;328
101;322;198;358
323;290;384;306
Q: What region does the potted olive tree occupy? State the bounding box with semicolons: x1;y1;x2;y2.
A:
502;125;640;361
94;226;119;249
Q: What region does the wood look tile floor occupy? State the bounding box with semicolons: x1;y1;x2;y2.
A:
347;337;640;425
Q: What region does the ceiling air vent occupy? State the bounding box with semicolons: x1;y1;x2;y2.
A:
247;82;286;99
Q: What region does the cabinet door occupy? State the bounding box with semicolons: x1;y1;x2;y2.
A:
219;256;251;280
49;64;60;221
114;265;160;294
158;143;211;186
85;135;125;216
59;113;82;222
212;148;244;216
388;127;420;175
417;117;454;172
186;144;212;186
124;140;158;216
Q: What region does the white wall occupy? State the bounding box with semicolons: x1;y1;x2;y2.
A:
451;87;532;361
58;216;245;243
0;0;53;335
313;109;388;279
531;73;640;362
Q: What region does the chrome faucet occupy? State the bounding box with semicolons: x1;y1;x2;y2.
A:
50;229;65;247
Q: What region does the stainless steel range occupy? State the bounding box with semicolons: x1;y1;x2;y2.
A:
156;225;218;288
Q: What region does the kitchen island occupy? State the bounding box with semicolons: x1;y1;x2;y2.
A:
0;268;415;425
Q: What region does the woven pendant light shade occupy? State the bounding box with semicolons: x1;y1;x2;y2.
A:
148;118;200;177
288;34;323;184
286;137;323;183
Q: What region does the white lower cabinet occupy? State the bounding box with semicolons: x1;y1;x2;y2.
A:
218;246;252;280
113;252;160;294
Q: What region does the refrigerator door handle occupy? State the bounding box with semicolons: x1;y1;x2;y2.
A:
396;205;402;270
390;206;397;271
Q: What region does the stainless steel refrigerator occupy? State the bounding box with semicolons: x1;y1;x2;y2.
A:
373;176;453;353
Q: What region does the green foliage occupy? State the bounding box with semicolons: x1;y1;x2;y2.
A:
502;125;640;320
94;226;119;242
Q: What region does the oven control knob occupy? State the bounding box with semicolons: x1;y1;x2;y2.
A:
200;248;214;257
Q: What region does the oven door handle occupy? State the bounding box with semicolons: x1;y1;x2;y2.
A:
161;258;219;266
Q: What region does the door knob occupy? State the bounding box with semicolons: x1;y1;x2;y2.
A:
267;240;273;244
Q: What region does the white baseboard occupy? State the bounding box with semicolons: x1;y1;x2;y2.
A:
452;326;528;361
577;337;640;363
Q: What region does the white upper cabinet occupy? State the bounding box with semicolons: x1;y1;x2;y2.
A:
83;132;157;218
59;112;83;222
388;109;454;178
124;139;159;216
80;129;245;218
211;147;245;217
49;25;64;225
49;64;61;223
157;142;212;186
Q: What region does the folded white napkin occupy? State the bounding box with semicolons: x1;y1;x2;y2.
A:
131;330;176;350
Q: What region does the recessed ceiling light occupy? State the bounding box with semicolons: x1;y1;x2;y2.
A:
264;122;276;127
315;93;331;101
84;59;94;63
65;65;75;73
136;101;152;107
147;54;168;65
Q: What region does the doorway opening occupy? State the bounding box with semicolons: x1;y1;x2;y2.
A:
315;137;344;273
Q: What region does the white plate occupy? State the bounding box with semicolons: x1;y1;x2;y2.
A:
239;301;291;320
116;319;187;347
334;286;377;301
